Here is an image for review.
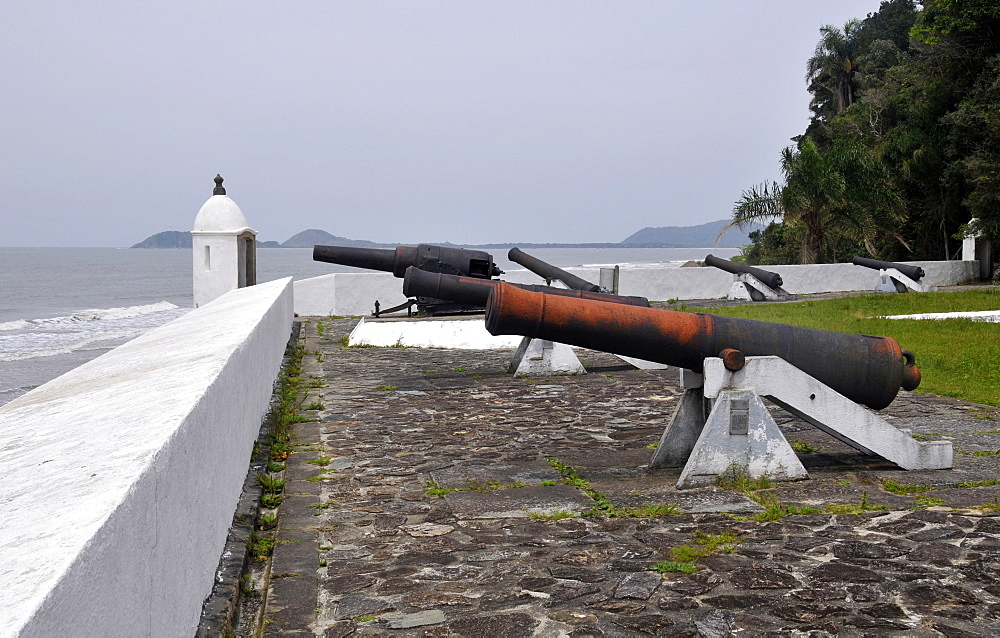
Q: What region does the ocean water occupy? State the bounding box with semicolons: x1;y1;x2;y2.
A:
0;245;738;406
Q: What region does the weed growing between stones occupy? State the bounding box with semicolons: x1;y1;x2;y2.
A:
259;513;277;530
750;493;822;522
654;530;742;574
979;497;1000;513
957;478;1000;488
424;478;533;498
716;464;775;492
789;440;821;454
249;532;276;561
377;385;398;391
719;464;887;520
546;457;681;518
307;455;333;466
882;478;932;495
824;492;888;514
527;510;577;520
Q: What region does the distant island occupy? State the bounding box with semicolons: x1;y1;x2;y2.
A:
132;219;755;250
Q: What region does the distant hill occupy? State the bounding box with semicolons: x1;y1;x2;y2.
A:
133;220;758;250
131;231;192;248
621;219;758;248
281;229;394;248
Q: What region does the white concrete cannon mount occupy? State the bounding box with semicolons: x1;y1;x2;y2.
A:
650;356;953;489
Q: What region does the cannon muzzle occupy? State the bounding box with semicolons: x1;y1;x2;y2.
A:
852;256;925;281
485;283;920;410
313;245;407;274
313;244;502;279
403;267;650;308
705;254;783;289
508;247;601;292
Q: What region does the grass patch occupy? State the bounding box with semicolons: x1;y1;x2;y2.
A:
377;385;398;391
424;478;533;498
751;493;822;522
978;497;1000;513
654;530;742;573
424;480;462;497
971;449;1000;456
688;290;1000;406
307;456;333;466
824;491;889;514
881;478;932;495
790;440;822;454
653;561;697;574
716;464;775;492
956;478;1000;488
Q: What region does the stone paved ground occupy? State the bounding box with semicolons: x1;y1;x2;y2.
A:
259;316;1000;637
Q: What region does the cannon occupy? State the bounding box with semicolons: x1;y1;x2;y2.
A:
485;282;920;410
402;267;650;309
313;244;503;315
851;256;931;293
313;244;502;279
704;254;783;289
508;247;601;292
852;256;925;281
704;254;790;301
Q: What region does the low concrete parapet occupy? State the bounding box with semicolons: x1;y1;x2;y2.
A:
0;277;294;637
294;260;980;317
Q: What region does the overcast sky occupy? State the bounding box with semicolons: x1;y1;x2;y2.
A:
2;1;884;247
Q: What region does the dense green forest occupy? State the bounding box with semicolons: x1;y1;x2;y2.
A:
731;0;999;265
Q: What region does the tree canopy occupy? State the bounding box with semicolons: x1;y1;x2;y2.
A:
734;0;999;265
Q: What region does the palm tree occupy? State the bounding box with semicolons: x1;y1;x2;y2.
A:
807;20;863;115
724;137;904;264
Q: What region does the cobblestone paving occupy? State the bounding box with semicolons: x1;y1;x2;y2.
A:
263;317;1000;637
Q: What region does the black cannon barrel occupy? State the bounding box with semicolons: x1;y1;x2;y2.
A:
508;247;601;292
485;282;920;410
851;256;925;281
704;254;783;289
313;244;502;279
403;267;650;308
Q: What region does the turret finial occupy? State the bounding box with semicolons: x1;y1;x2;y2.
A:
213;174;226;195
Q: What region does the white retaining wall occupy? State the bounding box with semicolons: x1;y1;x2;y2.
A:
0;277;294;638
293;260;980;317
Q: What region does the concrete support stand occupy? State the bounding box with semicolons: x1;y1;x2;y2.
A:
676;390;807;489
651;356;953;489
727;273;792;301
702;357;952;471
874;268;935;293
649;387;707;468
509;336;586;377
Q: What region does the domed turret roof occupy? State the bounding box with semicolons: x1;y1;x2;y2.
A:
192;175;255;234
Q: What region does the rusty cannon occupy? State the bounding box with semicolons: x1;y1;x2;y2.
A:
484;282;920;410
402;267;650;309
508;247;601;292
313;244;503;315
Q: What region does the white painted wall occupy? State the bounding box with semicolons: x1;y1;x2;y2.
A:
0;277;293;638
293;261;980;317
193;232;243;307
